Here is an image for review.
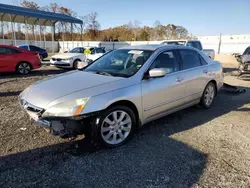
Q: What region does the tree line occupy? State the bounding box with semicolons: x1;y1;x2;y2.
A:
1;0;191;41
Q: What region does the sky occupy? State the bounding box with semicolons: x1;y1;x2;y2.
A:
2;0;250;36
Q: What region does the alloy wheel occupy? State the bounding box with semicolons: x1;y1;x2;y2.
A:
204;84;215;106
18;63;31;74
101;110;132;145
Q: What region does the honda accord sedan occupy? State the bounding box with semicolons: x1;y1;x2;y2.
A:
19;45;223;147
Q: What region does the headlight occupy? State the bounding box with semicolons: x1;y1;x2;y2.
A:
43;98;89;117
64;58;73;61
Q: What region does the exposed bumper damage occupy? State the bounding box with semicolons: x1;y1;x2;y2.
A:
239;62;250;75
34;114;98;138
20;99;99;138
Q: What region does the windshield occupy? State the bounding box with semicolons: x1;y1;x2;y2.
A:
84;49;153;77
19;45;29;50
69;48;84;53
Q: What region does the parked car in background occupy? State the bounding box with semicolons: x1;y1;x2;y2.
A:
50;47;106;69
0;44;41;74
18;44;48;60
19;45;223;148
162;40;215;59
238;46;250;75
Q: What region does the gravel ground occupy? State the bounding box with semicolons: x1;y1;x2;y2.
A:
0;58;250;188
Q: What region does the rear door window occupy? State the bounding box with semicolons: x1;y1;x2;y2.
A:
0;47;20;54
30;45;40;51
199;54;208;65
0;47;7;54
150;50;180;74
179;50;202;70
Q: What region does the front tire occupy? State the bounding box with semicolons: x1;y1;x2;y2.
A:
93;106;136;148
16;62;32;75
200;82;216;109
73;60;79;70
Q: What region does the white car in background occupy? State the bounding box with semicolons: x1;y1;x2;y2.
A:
50;47;106;69
162;40;215;60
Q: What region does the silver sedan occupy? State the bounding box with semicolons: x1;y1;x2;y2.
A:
19;45;223;147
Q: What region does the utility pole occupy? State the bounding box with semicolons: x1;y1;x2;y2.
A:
218;33;222;54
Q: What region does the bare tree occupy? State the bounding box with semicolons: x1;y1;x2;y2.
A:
20;0;40;41
128;20;141;40
175;26;189;39
84;12;100;40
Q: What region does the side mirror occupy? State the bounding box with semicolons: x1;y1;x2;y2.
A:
77;61;88;69
64;51;68;53
148;68;166;78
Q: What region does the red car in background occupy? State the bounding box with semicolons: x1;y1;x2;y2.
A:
0;44;41;75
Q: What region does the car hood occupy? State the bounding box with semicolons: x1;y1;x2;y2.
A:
52;53;84;59
21;71;124;109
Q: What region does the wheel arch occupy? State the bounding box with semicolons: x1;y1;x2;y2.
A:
107;100;141;128
207;79;218;96
74;58;81;62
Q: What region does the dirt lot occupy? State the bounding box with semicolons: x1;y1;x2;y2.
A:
0;55;250;188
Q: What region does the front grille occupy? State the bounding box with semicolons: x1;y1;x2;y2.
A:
26;106;42;113
52;58;62;61
54;63;71;67
22;101;44;114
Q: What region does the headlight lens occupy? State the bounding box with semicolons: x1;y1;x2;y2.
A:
64;58;73;61
43;98;89;117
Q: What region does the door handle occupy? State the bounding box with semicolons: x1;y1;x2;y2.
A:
176;77;184;82
203;70;208;74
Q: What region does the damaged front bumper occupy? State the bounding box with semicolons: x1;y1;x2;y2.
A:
32;113;97;138
19;99;98;138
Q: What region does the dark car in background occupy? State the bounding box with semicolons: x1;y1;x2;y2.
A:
18;44;48;60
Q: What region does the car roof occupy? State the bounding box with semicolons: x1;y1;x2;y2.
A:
0;44;19;48
119;44;194;51
18;44;29;46
162;39;200;43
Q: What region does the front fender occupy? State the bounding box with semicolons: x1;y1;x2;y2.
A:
82;84;143;121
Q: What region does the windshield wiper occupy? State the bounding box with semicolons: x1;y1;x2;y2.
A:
109;72;129;78
89;70;113;77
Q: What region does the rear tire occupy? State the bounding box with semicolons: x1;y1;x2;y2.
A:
39;55;44;61
92;105;136;148
200;82;216;109
16;62;32;75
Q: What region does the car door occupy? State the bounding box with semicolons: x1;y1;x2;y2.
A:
142;50;186;122
0;47;21;72
178;49;209;103
89;48;101;60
